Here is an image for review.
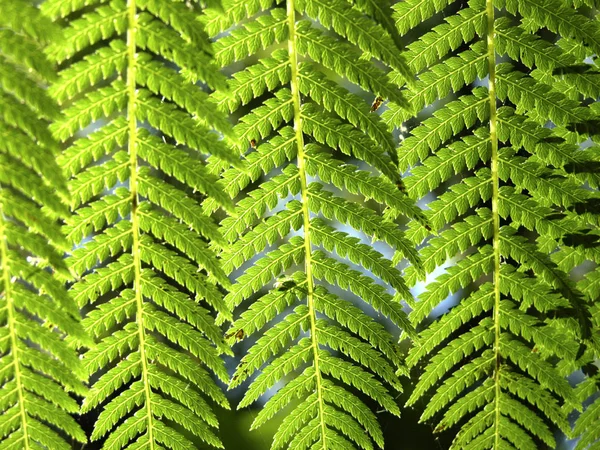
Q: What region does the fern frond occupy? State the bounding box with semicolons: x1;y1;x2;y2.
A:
393;0;599;447
205;0;423;447
0;2;88;448
44;0;237;447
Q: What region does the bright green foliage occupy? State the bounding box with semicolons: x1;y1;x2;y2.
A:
3;0;600;447
203;0;425;448
0;1;88;448
43;0;237;447
563;7;600;449
573;373;600;450
572;264;600;449
389;0;600;447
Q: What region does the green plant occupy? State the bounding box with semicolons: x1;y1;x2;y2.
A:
0;1;88;447
201;0;430;447
0;0;599;449
42;0;238;447
387;0;600;447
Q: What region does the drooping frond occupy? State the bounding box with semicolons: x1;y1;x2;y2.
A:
43;0;238;447
203;0;425;448
0;1;88;448
390;0;600;447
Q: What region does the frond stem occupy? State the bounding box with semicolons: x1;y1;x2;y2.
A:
126;0;155;446
485;0;501;447
287;0;327;446
0;214;30;449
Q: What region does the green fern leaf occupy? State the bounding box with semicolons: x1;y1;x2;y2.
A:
204;0;424;447
43;0;238;447
0;1;88;448
392;0;600;447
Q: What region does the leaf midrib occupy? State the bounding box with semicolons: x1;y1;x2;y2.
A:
0;216;30;448
485;0;502;446
125;0;155;446
287;1;328;447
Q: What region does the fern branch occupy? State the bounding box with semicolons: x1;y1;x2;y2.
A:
124;2;155;445
0;2;87;448
484;1;503;446
286;1;329;442
206;0;423;447
45;0;236;447
394;0;598;446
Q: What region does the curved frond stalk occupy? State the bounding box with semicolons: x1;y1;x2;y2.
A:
0;1;88;448
43;0;238;447
392;0;600;447
204;0;425;448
